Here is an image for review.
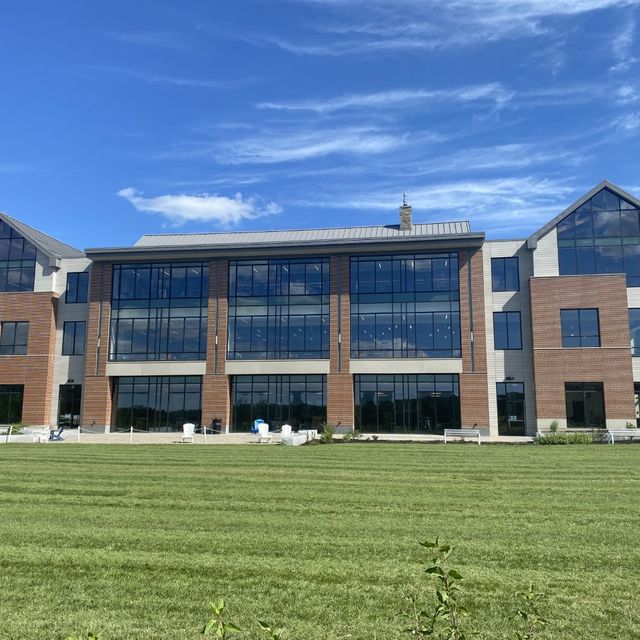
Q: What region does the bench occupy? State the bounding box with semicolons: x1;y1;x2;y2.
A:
607;429;640;444
444;428;481;445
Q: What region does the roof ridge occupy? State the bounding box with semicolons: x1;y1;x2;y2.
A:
138;220;472;239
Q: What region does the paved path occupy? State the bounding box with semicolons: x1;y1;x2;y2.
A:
9;430;533;445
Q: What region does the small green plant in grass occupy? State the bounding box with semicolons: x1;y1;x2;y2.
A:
64;634;101;640
549;420;559;433
514;585;547;640
257;620;287;639
319;422;335;444
202;598;241;638
406;538;470;640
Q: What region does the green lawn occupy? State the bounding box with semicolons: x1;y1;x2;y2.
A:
0;444;639;640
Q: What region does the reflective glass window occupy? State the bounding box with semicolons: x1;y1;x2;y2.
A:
493;312;522;349
491;257;519;292
351;253;460;358
561;309;600;348
231;375;326;431
227;258;329;360
556;188;640;285
354;374;460;433
110;263;208;361
0;321;29;355
0;220;36;292
565;382;605;428
65;272;89;303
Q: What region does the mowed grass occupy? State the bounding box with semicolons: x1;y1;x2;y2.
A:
1;444;639;640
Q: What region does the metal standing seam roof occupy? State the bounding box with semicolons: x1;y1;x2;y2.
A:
0;211;85;259
134;221;473;248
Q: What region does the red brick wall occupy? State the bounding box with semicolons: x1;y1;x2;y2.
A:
459;249;490;427
81;263;113;428
530;274;635;424
0;292;58;425
328;255;354;428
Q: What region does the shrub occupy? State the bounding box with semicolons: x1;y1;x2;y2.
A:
535;432;592;445
342;431;353;443
319;422;335;444
549;420;559;433
9;423;26;435
626;421;636;429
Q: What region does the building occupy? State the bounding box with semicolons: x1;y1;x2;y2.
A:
1;179;639;437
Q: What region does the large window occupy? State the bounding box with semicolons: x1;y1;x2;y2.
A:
0;384;23;423
62;321;86;355
113;376;202;431
231;375;326;431
496;382;525;436
630;309;640;356
227;258;329;360
350;253;460;358
491;257;520;292
557;187;640;286
565;382;605;428
354;374;460;433
561;309;600;347
0;321;29;355
65;272;89;303
58;384;82;427
0;220;36;292
493;312;522;349
110;262;208;361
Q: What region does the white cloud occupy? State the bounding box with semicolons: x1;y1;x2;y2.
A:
94;65;235;89
291;176;574;234
265;0;640;54
610;17;637;71
216;126;408;164
613;111;640;131
257;83;514;113
117;188;282;226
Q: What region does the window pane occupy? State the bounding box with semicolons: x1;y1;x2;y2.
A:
491;258;505;291
493;312;508;349
504;258;519;291
507;312;522;349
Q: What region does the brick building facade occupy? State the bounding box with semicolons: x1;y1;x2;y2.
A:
2;180;640;436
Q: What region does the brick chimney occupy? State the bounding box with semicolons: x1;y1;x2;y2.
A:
399;195;412;230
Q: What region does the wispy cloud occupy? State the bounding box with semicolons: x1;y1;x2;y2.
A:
262;0;640;55
93;66;255;90
291;175;574;233
612;111;640;131
257;83;514;113
215;126;412;164
609;17;638;71
101;30;186;50
117;188;281;226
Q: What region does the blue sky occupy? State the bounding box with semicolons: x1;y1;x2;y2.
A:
1;0;639;249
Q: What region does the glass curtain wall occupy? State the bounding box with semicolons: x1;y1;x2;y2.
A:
565;382;605;428
227;258;329;359
110;262;208;361
350;253;460;358
231;375;326;431
113;376;202;431
354;374;460;433
557;187;640;286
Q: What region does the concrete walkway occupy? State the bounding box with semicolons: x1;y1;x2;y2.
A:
7;430;534;445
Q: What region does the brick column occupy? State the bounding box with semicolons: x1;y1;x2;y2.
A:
459;248;490;428
81;262;113;431
202;258;231;431
328;255;354;430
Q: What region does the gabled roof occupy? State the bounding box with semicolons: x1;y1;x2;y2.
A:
134;221;474;248
528;180;640;247
0;211;85;260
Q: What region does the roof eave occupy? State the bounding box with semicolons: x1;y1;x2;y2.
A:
86;232;486;261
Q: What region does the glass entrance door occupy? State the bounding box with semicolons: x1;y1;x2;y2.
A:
57;384;82;427
497;382;525;436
